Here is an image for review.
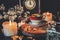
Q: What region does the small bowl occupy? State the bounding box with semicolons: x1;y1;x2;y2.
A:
30;16;42;20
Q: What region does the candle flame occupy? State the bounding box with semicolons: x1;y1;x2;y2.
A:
9;20;11;25
47;12;49;15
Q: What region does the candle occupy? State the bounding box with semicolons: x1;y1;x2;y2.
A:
2;21;17;36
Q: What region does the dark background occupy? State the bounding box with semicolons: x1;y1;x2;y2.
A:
0;0;60;13
0;0;60;20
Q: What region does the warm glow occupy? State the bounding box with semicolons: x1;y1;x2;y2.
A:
2;21;17;36
47;12;50;15
9;20;11;25
43;12;52;22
